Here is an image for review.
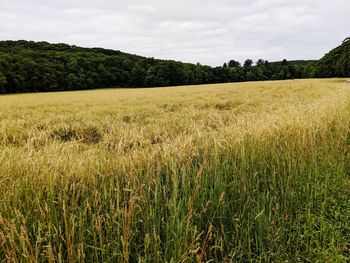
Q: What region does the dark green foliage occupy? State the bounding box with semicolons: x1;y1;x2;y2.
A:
243;59;253;69
313;38;350;77
0;40;222;93
0;39;347;94
228;59;241;68
0;71;6;94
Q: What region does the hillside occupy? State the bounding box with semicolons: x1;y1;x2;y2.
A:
314;38;350;77
0;38;348;95
0;40;312;94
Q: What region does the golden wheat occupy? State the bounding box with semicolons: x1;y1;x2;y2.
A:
0;79;350;262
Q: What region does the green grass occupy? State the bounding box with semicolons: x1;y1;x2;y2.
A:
0;79;349;262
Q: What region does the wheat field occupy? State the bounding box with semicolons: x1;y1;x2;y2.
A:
0;79;350;262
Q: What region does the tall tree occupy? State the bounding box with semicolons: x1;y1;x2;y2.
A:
256;59;265;66
228;60;241;68
243;59;253;69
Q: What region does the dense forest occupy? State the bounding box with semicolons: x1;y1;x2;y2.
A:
312;37;350;77
0;38;349;94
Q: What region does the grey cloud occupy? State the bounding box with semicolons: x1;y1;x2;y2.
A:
0;0;349;65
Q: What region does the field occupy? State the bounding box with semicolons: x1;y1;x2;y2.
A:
0;79;350;262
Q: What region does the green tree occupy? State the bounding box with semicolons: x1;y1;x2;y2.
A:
228;60;241;68
0;71;6;94
67;73;81;89
243;59;253;69
256;59;265;66
131;63;146;86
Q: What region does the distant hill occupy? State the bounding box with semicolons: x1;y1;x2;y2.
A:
0;39;346;94
0;40;141;59
313;38;350;77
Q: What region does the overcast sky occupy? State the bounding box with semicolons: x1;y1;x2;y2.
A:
0;0;349;66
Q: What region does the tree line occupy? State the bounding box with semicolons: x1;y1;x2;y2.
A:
0;39;348;94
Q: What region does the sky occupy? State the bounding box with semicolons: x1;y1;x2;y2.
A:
0;0;349;66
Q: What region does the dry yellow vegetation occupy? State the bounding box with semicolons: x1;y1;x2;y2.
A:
0;79;350;262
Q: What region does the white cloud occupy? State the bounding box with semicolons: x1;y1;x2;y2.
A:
0;0;349;65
